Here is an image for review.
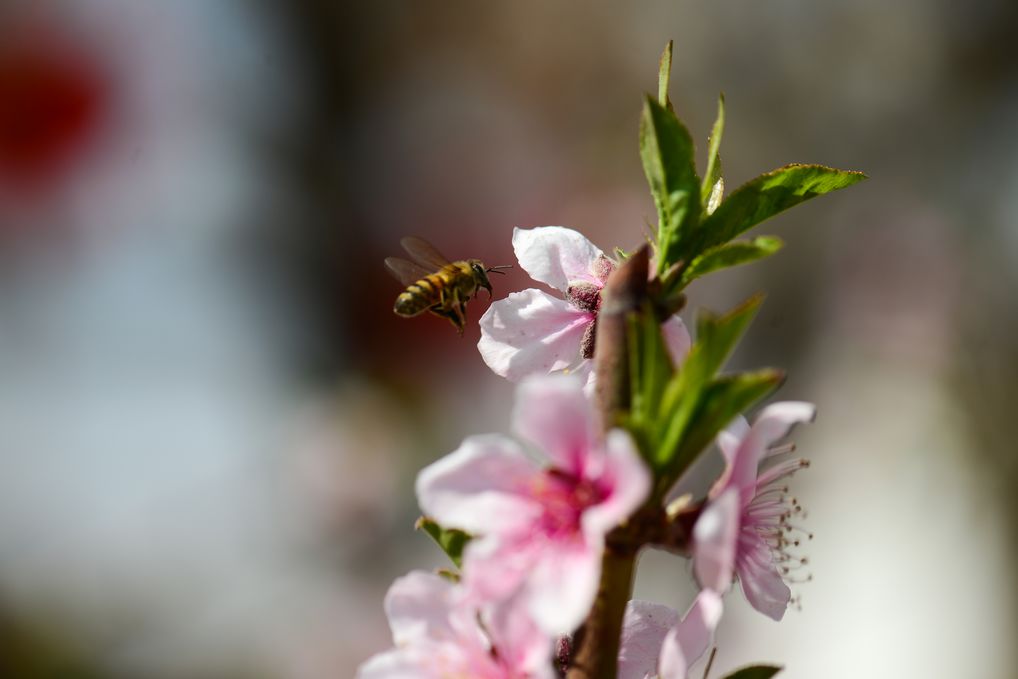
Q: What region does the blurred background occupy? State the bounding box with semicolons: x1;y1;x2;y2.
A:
0;0;1015;677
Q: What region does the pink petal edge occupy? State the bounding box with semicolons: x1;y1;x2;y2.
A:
478;288;593;382
415;434;542;535
581;429;651;538
661;315;692;367
512;226;605;292
692;488;740;593
618;600;680;679
512;375;595;474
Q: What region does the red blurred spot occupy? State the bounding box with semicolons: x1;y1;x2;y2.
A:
0;35;105;190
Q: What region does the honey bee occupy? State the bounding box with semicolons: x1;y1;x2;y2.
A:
385;236;510;334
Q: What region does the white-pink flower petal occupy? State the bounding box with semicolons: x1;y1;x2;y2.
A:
580;429;651;538
727;402;816;494
736;538;792;622
512;226;605;292
357;646;443;679
638;591;723;679
417;376;651;638
710;415;751;498
384;570;459;646
524;539;602;634
485;593;558;679
695;402;816;621
716;416;750;472
692;488;740;593
618;600;679;679
416;434;542;535
752;401;817;445
357;570;556;679
672;590;723;668
658;627;688;679
661;315;692;367
478;288;593;382
460;534;537;612
513;376;596;473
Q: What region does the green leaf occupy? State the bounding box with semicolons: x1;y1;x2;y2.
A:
698;164;866;252
639;96;701;275
721;666;783;679
658;40;673;108
701;94;725;214
692;294;763;380
658;368;783;490
679;236;783;288
436;568;461;583
416;517;471;568
625;306;675;460
651;295;763;474
619;297;781;498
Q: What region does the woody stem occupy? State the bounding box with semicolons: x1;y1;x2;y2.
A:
566;246;649;679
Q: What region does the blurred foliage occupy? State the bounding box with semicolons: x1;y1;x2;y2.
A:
0;609;103;679
416;516;471;569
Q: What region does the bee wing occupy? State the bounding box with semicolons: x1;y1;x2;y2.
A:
400;236;451;269
385;257;432;286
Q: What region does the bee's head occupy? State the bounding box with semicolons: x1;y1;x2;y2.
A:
468;260;494;298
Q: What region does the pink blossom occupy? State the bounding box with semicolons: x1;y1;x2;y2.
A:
692;402;816;620
356;570;555;679
478;227;690;383
416;375;651;634
617;592;723;679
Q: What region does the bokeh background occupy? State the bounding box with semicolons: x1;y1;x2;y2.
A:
1;1;1016;677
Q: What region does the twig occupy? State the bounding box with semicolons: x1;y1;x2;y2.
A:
566;246;649;679
703;646;718;679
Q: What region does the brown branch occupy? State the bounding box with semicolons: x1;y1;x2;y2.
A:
592;245;649;428
565;548;637;679
567;246;649;679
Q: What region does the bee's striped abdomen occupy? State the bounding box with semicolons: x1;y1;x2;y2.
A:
394;271;447;316
388;255;488;333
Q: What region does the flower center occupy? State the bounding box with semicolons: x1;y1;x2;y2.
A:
567;281;601;360
566;281;601;313
565;256;616;361
532;469;606;538
742;457;813;594
592;254;615;282
579;320;597;359
554;635;572;675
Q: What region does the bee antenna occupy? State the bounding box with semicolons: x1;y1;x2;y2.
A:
487;264;513;275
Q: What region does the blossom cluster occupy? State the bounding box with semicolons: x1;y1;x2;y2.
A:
359;228;817;678
477;227;690;385
363;40;863;675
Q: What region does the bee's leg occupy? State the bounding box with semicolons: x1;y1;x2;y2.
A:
449;288;467;336
427;295;464;334
435;288;462;334
428;305;458;329
425;287;454;331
